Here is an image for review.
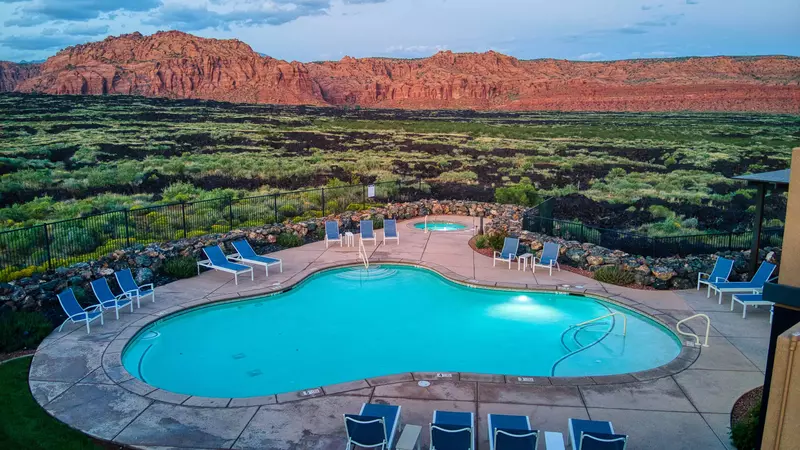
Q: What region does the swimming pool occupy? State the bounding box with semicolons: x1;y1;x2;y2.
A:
413;221;467;231
122;265;681;398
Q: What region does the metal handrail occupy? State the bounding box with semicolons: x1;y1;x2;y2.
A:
358;240;369;269
551;312;627;376
676;314;711;347
575;312;627;336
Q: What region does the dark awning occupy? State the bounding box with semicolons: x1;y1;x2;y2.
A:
733;169;790;188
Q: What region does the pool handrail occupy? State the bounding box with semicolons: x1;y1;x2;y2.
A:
675;313;711;347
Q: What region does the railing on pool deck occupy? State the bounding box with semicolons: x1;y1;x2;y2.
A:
551;312;628;376
676;314;711;347
358;240;370;269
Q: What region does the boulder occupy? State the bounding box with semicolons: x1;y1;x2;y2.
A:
135;268;154;285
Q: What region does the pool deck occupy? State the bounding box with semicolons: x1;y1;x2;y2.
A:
30;215;770;449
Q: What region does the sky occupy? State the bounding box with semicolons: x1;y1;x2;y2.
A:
0;0;798;63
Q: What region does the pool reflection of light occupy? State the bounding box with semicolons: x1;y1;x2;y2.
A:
488;297;564;322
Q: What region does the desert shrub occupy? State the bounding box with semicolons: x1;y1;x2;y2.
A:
370;215;384;229
54;227;101;256
486;231;508;252
593;266;635;286
494;181;540;207
437;171;478;183
346;203;369;211
475;235;488;249
278;204;297;219
210;224;228;234
186;230;207;238
648;204;675;219
680;217;699;229
276;233;304;248
0;311;53;352
730;403;760;450
162;256;197;279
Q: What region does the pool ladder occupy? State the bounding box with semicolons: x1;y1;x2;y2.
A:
676;314;711;347
358;240;370;269
551;312;627;376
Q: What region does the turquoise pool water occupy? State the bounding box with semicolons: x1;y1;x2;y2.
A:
413;221;467;231
122;265;681;398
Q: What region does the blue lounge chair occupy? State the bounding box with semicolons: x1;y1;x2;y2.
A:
731;291;774;321
198;245;254;285
488;414;537;450
431;410;474;450
493;237;520;269
697;257;734;291
383;219;399;245
343;402;401;450
360;220;377;246
115;268;154;307
325;220;342;248
90;278;134;320
708;261;776;304
569;419;627;450
534;242;561;276
230;239;283;276
56;288;104;334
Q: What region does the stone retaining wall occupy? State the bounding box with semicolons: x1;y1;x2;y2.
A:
0;198;780;319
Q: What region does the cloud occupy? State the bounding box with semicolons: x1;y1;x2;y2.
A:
385;44;448;55
144;2;331;31
646;50;675;57
4;0;162;27
636;13;684;27
343;0;387;3
614;26;648;35
686;0;699;4
0;34;84;50
62;24;110;36
575;52;604;60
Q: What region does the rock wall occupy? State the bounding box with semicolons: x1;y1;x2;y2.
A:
0;198;780;322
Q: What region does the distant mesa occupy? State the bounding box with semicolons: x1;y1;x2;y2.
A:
1;30;799;113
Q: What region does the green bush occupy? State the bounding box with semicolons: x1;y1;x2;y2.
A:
593;266;635;286
486;232;508;252
277;233;304;248
162;256;197;279
0;311;53;353
370;215;384;229
648;205;675;219
278;204;297;219
730;403;760;450
475;235;488;249
495;181;540;207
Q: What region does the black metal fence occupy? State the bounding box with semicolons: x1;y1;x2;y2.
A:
522;208;784;258
0;179;430;279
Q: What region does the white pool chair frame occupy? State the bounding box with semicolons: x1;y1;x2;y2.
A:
230;240;283;277
344;416;389;450
360;220;377;247
383;219;399;245
493;237;519;270
731;290;774;321
533;242;561;276
197;246;254;285
90;279;134;320
696;258;733;291
115;269;154;308
57;291;104;334
325;221;342;248
432;410;474;450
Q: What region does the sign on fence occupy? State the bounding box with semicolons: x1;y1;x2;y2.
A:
367;185;375;198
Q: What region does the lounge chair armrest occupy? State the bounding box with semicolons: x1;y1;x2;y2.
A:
768;275;779;282
493;251;501;257
82;304;103;314
713;276;727;282
138;283;154;290
115;292;132;301
697;272;709;279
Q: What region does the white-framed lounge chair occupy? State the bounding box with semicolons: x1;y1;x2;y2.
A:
696;257;734;291
325;220;342;248
488;413;538;450
230;239;283;276
115;268;154;308
360;220;377;246
90;278;134;320
534;242;561;276
708;261;776;304
731;290;774;321
56;288;104;334
493;237;520;269
383;219;399;245
343;402;401;450
569;418;627;450
431;410;474;450
198;245;254;285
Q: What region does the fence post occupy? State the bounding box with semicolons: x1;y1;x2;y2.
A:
181;203;188;238
124;209;131;248
362;184;366;205
396;179;401;202
321;188;326;217
273;194;278;224
228;197;234;231
728;232;733;251
42;224;53;271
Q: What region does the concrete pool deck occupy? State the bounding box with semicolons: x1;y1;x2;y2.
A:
30;215;770;449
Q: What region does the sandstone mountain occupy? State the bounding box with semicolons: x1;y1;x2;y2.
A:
2;31;799;112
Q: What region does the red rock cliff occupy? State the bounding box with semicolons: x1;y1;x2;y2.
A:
0;61;41;93
3;31;800;113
